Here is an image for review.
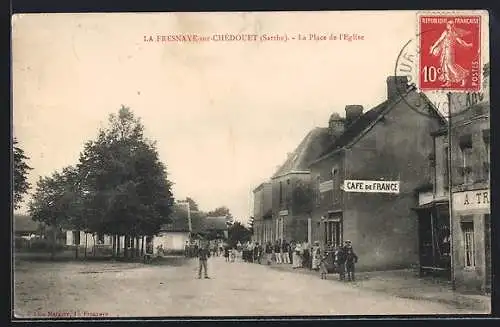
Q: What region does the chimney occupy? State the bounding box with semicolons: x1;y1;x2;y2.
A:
328;112;344;139
387;76;409;100
345;105;364;126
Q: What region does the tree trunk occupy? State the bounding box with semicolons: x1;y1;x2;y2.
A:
124;235;129;259
117;235;121;257
141;236;144;256
92;234;97;256
130;236;135;259
112;235;116;258
136;237;140;257
84;233;88;258
50;227;56;261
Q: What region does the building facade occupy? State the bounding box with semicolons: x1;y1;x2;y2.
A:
309;76;446;271
269;127;332;244
252;182;273;244
449;96;490;294
415;65;490;293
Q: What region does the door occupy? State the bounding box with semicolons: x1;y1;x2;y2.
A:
324;213;342;247
484;214;491;293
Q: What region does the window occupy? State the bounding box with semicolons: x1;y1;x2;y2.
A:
276;217;285;241
443;145;449;189
279;181;283;206
72;231;80;245
461;147;473;185
285;179;290;205
324;220;342;247
483;129;490;181
316;176;321;207
461;221;475;268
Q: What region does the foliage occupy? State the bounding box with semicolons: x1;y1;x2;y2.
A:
227;221;252;247
13;138;33;209
248;216;254;234
77;106;174;237
28;166;83;232
207;206;230;217
185;197;199;212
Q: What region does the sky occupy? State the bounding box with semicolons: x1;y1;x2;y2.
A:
12;11;489;224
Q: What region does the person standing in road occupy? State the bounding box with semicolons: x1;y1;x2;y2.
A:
336;245;347;281
197;242;211;279
274;240;282;264
292;241;303;268
265;241;273;265
344;240;358;281
282;239;290;264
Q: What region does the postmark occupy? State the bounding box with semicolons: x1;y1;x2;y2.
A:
418;14;481;93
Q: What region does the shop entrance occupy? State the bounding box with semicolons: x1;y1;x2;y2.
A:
324;213;342;248
484;214;491;293
416;203;451;279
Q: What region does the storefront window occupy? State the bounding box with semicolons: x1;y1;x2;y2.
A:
461;221;475;267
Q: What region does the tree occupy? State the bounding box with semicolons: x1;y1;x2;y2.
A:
77;106;174;258
227;221;252;247
185;197;199;212
13;138;32;209
248;216;254;235
28;166;83;259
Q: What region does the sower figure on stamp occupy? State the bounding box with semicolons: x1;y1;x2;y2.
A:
429;20;473;87
344;240;358;281
197;241;211;279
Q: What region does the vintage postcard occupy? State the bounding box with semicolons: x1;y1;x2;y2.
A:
12;10;491;319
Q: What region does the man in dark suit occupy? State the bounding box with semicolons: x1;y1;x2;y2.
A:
197;240;211;279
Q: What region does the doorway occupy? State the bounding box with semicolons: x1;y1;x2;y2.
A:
324;213;342;247
417;204;451;279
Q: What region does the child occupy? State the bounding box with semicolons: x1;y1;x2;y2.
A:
345;247;358;281
230;248;236;262
224;245;230;262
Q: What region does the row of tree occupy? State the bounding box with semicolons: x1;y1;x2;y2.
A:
26;106;175;259
14;106;253;259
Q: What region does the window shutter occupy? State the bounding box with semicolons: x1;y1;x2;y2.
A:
482;129;490;145
459;134;473;149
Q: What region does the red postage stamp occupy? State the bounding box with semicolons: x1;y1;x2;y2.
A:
418;15;481;92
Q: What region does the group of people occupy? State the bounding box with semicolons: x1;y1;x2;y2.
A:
312;240;359;281
191;237;359;281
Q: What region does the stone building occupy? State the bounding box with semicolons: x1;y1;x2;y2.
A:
252;182;273;244
308;76;446;271
414;65;490;293
270;127;332;243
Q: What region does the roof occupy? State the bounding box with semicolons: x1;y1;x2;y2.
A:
160;203;192;232
272;127;331;178
315;86;446;161
14;214;40;233
317;100;390;158
201;216;229;231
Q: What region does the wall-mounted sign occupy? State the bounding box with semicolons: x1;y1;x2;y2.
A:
319;180;334;193
453;189;490;213
343;180;400;194
279;210;288;216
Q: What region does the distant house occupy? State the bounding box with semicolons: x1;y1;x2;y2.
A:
201;216;230;240
252;182;273;244
270;127;332;243
152;201;192;254
14;214;42;239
